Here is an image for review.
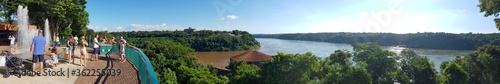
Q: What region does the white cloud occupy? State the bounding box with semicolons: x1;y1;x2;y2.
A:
87;25;99;30
226;15;238;20
116;26;124;30
219;15;239;23
87;25;108;31
451;9;467;16
102;27;109;31
457;9;467;13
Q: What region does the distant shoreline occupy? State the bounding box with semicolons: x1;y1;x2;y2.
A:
253;32;500;50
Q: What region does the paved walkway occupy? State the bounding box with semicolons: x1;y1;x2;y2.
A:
0;46;140;84
74;53;139;84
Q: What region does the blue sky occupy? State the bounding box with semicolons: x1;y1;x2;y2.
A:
86;0;499;34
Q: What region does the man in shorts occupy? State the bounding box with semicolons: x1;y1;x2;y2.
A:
31;30;46;71
92;34;100;61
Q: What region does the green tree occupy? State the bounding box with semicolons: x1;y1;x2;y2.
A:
318;50;373;84
0;0;28;24
352;43;403;83
390;69;410;84
437;45;500;84
158;68;177;84
463;45;500;83
440;57;470;84
143;39;228;83
229;63;261;84
48;0;88;36
260;52;321;84
478;0;500;30
60;23;72;37
0;0;89;37
177;65;228;84
322;63;373;84
400;49;437;84
327;50;352;65
226;61;246;72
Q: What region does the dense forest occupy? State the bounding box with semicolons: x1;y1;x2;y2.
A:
95;30;260;51
129;36;500;83
135;39;228;83
254;32;500;50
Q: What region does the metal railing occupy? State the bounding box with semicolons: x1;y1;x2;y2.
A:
111;44;159;84
61;37;159;84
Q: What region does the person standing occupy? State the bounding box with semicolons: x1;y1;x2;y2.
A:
92;34;100;61
80;36;88;66
101;37;108;44
74;36;79;46
54;33;60;47
119;37;127;63
8;35;15;52
72;36;79;62
68;35;76;64
65;37;70;61
109;37;115;45
31;30;46;72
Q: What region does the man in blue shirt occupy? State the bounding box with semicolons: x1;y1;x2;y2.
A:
31;30;46;72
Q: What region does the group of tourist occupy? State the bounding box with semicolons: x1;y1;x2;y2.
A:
8;31;129;72
60;34;129;66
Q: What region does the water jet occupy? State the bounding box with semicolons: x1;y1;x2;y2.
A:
16;5;39;59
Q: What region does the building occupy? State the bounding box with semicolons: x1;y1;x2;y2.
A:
211;63;231;75
0;24;38;45
220;33;234;36
230;50;272;65
209;51;272;76
184;27;196;34
0;24;38;31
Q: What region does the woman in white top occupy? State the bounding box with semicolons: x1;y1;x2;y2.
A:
119;37;128;63
45;47;58;69
80;36;88;66
8;35;15;52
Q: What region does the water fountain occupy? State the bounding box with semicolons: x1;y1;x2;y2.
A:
44;19;51;50
16;5;39;59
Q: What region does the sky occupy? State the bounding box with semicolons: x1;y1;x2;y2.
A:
86;0;500;34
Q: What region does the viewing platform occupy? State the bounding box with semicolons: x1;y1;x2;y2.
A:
0;44;157;84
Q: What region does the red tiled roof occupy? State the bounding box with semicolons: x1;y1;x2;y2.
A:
211;63;230;71
230;51;272;62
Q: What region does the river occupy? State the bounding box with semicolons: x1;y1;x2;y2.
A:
197;38;472;72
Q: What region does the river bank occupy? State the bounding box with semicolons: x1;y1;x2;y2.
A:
254;33;500;50
196;38;472;72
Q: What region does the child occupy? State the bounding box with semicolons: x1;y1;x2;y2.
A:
45;47;58;69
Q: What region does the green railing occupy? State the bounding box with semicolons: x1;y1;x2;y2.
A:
111;44;159;84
